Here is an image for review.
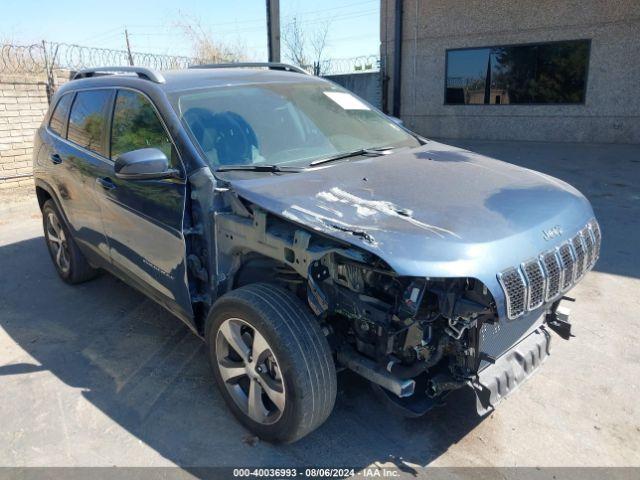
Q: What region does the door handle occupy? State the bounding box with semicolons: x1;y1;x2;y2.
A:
96;177;116;190
50;153;62;165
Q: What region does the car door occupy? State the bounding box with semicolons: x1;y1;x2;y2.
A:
96;88;193;325
46;89;114;264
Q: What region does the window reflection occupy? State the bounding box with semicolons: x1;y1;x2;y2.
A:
446;40;590;105
67;90;111;156
445;48;490;104
111;90;174;164
49;93;73;137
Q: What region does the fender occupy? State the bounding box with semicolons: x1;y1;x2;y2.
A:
34;177;112;272
34;178;70;227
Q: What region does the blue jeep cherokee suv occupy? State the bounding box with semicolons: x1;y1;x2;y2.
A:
33;64;601;443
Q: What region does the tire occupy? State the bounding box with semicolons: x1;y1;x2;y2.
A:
205;283;336;443
42;199;99;284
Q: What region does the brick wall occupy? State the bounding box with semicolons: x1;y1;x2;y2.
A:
0;72;68;198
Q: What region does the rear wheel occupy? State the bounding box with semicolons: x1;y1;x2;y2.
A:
42;200;99;284
206;283;336;443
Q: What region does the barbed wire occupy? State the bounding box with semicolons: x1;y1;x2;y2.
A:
319;55;380;75
0;42;200;74
0;43;47;74
1;41;379;76
46;42;198;71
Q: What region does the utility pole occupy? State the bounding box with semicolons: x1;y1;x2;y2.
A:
124;28;134;66
392;0;403;118
266;0;280;63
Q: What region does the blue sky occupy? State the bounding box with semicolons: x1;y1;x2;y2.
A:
1;0;379;61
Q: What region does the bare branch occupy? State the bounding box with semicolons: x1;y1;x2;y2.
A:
282;16;332;74
173;14;247;63
310;19;330;64
282;16;308;68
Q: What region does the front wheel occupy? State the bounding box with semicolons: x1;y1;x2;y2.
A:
205;283;337;443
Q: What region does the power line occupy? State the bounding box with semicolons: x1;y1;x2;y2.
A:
70;1;379;55
77;26;123;44
329;33;379;42
123;0;378;30
127;8;378;38
283;0;377;19
286;9;378;26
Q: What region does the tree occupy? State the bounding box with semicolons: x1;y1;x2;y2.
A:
282;16;331;75
174;15;248;64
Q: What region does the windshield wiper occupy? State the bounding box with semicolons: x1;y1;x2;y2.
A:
309;147;394;167
215;148;395;172
215;164;303;173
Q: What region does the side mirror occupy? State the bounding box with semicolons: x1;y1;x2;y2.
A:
388;115;404;126
114;148;180;180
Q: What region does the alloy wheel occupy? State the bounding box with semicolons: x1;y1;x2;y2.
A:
45;211;70;274
215;318;286;425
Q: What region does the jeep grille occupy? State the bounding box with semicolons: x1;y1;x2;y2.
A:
498;219;601;320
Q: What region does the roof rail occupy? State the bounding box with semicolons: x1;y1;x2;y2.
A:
72;66;166;84
189;62;309;75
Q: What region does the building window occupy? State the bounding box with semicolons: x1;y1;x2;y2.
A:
445;40;590;105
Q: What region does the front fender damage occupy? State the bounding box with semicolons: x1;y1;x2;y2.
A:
206;187;512;416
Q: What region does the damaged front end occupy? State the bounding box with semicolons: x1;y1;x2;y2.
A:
181;136;603;421
192;183;573;418
313;255;574;417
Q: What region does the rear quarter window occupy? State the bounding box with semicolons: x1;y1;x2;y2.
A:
67;90;112;157
48;93;74;137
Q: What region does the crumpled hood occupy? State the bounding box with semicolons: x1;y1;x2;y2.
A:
226;141;595;294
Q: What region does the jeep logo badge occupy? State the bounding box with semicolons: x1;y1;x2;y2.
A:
542;225;563;241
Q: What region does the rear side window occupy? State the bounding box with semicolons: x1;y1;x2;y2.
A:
111;90;174;164
48;93;73;137
67;90;112;157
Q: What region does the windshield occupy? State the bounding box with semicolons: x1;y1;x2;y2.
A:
172;81;420;170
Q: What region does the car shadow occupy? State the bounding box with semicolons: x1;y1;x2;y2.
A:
0;235;484;471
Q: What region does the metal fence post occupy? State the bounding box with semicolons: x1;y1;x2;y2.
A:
380;55;389;114
41;41;53;104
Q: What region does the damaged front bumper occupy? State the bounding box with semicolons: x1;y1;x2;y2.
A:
473;325;552;415
472;298;572;414
373;301;570;417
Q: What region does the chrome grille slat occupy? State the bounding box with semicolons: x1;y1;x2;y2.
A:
498;219;601;320
582;227;595;267
541;250;561;301
590;220;602;260
522;259;546;310
572;234;587;279
497;267;527;319
559;243;576;290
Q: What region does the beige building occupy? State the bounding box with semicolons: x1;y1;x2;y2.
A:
380;0;640;143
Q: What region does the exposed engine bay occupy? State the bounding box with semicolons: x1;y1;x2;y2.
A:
318;258;495;397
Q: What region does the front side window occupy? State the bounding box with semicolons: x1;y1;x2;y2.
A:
48;93;74;137
172;81;420;169
110;90;173;163
445;40;590;105
67;90;112;156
